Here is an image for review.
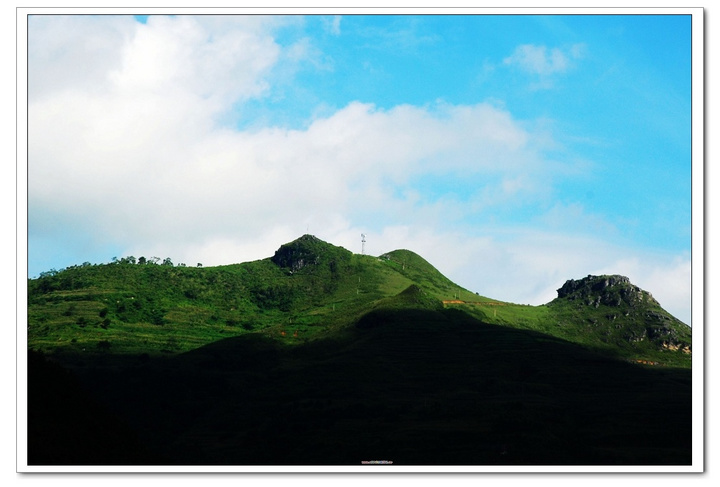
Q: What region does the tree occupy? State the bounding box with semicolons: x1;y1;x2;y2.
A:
162;257;173;267
150;308;166;326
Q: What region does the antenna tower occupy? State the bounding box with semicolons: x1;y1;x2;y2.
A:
361;234;366;255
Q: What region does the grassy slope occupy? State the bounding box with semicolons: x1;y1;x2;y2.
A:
27;239;469;358
443;292;691;368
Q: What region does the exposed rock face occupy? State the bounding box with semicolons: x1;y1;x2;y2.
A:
270;234;352;274
662;341;692;354
553;274;691;353
556;274;659;308
271;234;324;272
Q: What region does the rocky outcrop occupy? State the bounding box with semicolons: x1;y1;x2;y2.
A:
556;274;659;308
553;274;691;352
270;234;351;274
271;235;323;272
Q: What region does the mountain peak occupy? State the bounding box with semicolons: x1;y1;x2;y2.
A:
270;234;351;272
556;274;658;308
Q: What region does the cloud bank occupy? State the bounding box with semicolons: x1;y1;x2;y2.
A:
27;15;692;325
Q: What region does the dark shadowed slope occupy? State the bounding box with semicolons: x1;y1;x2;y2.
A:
42;302;691;466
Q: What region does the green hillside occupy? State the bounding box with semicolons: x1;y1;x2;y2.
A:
27;234;691;368
25;235;693;466
444;275;692;368
27;235;472;359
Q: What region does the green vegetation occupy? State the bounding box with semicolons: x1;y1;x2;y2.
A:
444;275;692;368
27;235;691;367
26;235;693;466
28;235;474;359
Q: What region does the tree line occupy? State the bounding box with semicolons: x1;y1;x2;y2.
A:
112;256;202;267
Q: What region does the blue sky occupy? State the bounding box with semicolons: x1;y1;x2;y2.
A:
25;11;697;324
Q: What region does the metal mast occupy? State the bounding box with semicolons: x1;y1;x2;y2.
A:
361;234;366;255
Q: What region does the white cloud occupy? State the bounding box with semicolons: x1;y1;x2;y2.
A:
503;43;585;78
28;15;136;100
322;16;342;36
110;16;281;108
30;65;545;259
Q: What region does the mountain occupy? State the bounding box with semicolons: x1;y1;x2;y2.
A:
27;235;475;357
547;274;692;359
27;234;690;365
25;235;693;466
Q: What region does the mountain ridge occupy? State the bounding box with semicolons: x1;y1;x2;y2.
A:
26;234;693;466
27;234;690;367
